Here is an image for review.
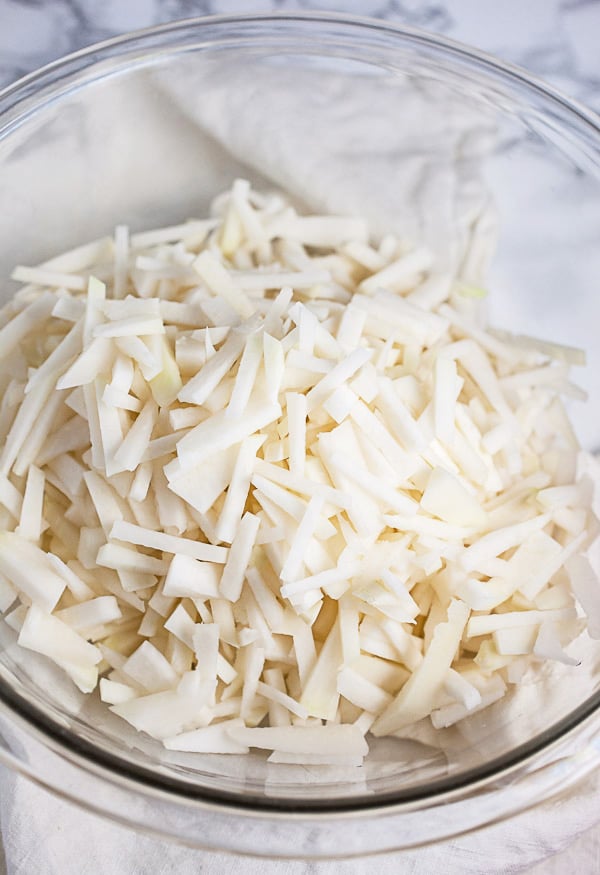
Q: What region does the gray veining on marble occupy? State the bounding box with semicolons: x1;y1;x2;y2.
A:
0;0;599;112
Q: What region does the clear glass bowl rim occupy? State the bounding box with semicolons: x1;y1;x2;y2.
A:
0;10;600;820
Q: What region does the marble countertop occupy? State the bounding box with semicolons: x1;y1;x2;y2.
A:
1;0;599;111
0;1;599;873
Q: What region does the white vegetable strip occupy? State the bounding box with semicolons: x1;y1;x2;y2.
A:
226;332;263;420
324;385;358;423
15;464;45;540
131;219;217;248
227;724;368;757
83;276;106;345
279;497;324;582
96;543;168;575
0;376;56;475
110;690;208;740
193;251;254;319
14;388;69;479
269;749;364;765
47;555;95;601
99;679;137;705
408;272;452;311
191;623;219;681
115;336;160;379
34;414;88;467
112;399;157;472
280;563;359;600
0;179;595;759
286;351;334;377
433;357;458;444
338;597;361;666
255;681;308;719
55;596;122;631
241;643;265;720
163;554;221;600
444;669;482;711
160;301;205;328
40;236;111;273
492;329;586;366
452;340;512;418
375;378;427;452
372;600;470;735
147;335;182;408
336;304;367;353
337;666;393;713
164;720;250;754
100;298;160;320
467;607;575;638
215;435;264;544
26;319;83;396
163;604;197;651
534;621;579;666
94;379;124;475
493;626;538;656
245;567;284;630
274;214;368;248
359;247;432;295
0;533;66;612
83;470;123;536
421;467;487;528
122;641;179;692
263;667;291;727
518;531;587;601
178;331;245;405
251;474;335;540
56;337;113;390
262;286;293;335
253;458;352;509
328;452;417;515
12;266;86;291
286;392;307;476
19;604;101;680
0;472;23;520
176;400;281;468
152;473;187;541
460;514;553;571
299;618;342;720
219;512;261;601
380;571;419;620
431;675;506;728
232;269;330;291
306;348;371;413
0;293;56;362
110;520;228;564
166;444;238;515
263;334;285;403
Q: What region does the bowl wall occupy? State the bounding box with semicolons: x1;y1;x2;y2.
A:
1;13;600;855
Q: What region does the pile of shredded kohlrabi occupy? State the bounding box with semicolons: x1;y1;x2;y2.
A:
0;179;598;765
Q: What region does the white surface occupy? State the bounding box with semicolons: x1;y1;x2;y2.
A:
0;0;599;873
2;753;600;875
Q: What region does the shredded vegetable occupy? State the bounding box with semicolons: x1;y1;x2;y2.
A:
0;180;597;765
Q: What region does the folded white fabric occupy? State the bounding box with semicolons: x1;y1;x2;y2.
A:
157;57;497;276
1;751;600;875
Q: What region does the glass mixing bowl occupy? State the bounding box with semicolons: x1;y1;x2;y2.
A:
1;12;600;859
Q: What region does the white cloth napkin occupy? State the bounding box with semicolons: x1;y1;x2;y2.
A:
2;751;600;875
1;58;600;875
